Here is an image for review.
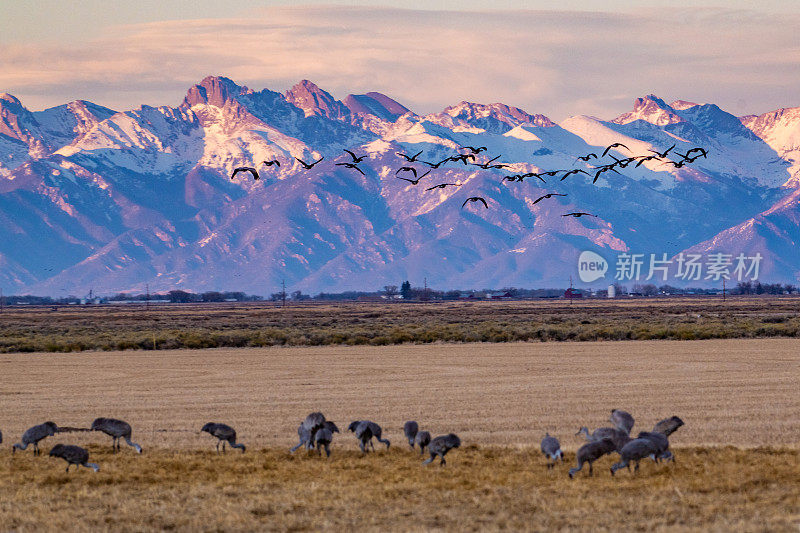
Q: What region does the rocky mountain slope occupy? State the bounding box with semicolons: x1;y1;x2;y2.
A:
1;76;797;295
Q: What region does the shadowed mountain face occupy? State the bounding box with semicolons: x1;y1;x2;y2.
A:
0;77;798;295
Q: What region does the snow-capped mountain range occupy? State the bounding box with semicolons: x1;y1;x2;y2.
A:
1;76;798;295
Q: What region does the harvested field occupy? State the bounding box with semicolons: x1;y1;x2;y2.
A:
2;447;798;531
1;339;798;448
0;296;799;353
2;339;799;531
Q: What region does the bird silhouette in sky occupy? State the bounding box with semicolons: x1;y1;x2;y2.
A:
296;156;324;169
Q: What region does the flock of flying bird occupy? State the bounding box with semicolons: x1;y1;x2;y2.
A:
3;409;682;477
230;142;709;217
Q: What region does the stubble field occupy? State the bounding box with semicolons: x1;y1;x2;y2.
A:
1;339;799;530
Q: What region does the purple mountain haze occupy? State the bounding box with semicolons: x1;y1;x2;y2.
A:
0;77;798;295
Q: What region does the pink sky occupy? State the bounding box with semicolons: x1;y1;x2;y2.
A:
1;5;798;120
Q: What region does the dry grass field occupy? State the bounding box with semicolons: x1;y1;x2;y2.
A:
1;339;799;530
0;296;798;353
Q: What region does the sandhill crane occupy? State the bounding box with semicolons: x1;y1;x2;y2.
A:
349;420;390;450
415;430;431;454
49;444;99;473
348;421;374;453
636;431;672;462
12;421;58;455
569;438;616;478
576;426;631;452
201;423;245;454
290;424;313;453
610;409;635;435
404;421;419;448
652;416;684;437
91;418;142;453
423;433;461;466
610;438;659;476
540;433;563;469
314;421;339;457
290;412;328;453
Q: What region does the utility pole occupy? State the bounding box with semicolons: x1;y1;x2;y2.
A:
723;279;726;302
282;279;286;308
0;287;4;314
569;276;573;306
145;283;150;311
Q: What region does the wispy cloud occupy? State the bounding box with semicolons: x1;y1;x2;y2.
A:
1;6;797;119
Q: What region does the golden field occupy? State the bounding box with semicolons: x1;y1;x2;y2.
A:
1;339;799;530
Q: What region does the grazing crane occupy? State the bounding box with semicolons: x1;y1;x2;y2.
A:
348;420;390;450
576;426;631;452
540;433;564;469
290;412;328;453
610;409;635;435
415;430;431;455
349;421;374;453
91;418;142;453
636;431;672;462
610;438;659;476
290;424;313;453
423;433;461;466
230;167;260;181
569;438;617;478
404;421;419;448
12;421;59;455
49;444;99;473
314;421;339;457
652;416;684;437
201;423;246;454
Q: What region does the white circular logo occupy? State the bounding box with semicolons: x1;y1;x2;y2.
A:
578;251;608;282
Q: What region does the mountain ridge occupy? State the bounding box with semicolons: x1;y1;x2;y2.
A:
1;76;798;295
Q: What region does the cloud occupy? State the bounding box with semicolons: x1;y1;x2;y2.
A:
1;6;798;120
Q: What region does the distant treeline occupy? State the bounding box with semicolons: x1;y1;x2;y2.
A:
1;281;796;305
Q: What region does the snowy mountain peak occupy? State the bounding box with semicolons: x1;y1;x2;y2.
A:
183;76;249;108
432;101;554;133
343;92;411;121
0;92;22;106
670;99;700;110
285;79;350;120
613;95;684;126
